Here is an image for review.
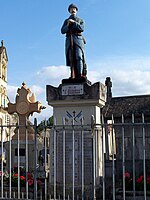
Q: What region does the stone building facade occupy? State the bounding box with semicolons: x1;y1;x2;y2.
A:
0;40;10;142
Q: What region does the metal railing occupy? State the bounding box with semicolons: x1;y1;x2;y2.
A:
101;114;150;200
0;114;149;199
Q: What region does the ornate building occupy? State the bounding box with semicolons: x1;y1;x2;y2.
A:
0;40;10;141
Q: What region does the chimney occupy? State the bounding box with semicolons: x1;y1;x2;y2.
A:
105;77;112;103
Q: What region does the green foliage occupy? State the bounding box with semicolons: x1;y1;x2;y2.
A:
48;116;53;126
37;116;53;132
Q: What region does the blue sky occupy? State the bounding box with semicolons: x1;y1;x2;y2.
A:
1;0;150;122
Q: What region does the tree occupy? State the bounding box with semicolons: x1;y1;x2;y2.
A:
37;116;53;132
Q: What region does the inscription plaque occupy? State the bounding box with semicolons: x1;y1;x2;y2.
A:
62;85;83;96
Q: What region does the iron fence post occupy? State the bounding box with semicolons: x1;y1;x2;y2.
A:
34;118;37;200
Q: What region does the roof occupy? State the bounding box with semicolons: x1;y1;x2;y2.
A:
102;94;150;118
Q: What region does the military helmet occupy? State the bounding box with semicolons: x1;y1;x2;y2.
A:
68;3;78;12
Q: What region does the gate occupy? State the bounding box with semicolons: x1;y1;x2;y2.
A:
0;114;149;199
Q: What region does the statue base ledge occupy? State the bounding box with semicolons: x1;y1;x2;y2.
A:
46;80;106;103
62;77;91;86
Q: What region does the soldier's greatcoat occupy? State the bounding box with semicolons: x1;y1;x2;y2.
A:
61;15;86;77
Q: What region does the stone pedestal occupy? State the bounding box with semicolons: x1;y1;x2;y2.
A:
46;80;106;198
46;81;105;124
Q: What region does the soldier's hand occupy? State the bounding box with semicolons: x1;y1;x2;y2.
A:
69;19;75;23
67;19;75;26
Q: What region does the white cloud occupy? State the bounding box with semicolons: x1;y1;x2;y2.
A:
36;65;70;86
87;56;150;96
7;56;150;123
35;57;150;98
7;85;18;102
111;69;150;96
7;84;44;102
30;85;44;95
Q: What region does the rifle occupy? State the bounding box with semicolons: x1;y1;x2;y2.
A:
70;31;75;79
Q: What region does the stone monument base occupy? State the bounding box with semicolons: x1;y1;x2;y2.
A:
46;79;106;199
62;77;91;85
